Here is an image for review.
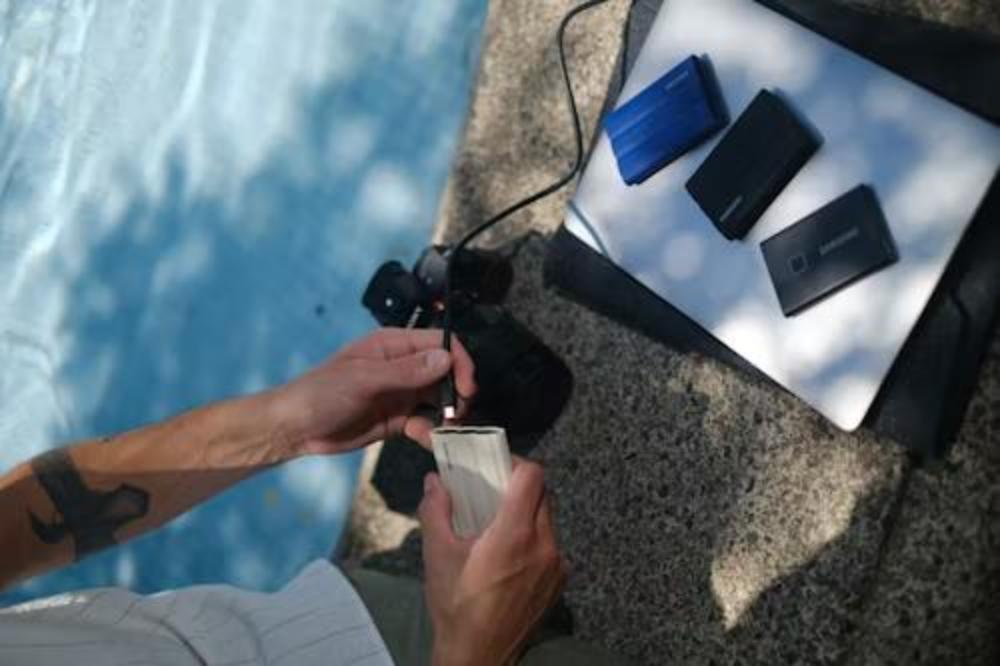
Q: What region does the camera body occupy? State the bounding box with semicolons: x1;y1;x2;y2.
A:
362;245;572;449
362;245;573;514
361;246;573;513
362;245;515;328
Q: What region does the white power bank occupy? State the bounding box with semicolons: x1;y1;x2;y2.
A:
429;426;512;538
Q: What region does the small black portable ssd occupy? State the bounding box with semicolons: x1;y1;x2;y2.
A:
761;185;898;316
686;90;820;240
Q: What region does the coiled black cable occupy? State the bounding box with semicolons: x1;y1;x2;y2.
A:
440;0;620;416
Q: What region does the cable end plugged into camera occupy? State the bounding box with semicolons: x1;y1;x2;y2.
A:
441;317;458;423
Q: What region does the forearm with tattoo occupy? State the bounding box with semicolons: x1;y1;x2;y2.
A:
28;449;149;561
0;390;290;590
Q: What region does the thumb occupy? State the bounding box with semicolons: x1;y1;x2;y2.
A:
493;459;545;535
369;349;452;392
418;473;457;545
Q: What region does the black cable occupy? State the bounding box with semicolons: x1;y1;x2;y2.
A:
440;0;617;417
620;0;640;94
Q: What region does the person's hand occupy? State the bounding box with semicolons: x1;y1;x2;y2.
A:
271;328;476;458
419;458;567;666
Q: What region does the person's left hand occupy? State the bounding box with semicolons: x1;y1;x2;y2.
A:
420;457;567;666
270;328;476;459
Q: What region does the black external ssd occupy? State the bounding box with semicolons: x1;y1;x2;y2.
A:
761;185;898;316
686;90;821;240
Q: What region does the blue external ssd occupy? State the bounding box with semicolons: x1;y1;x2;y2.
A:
604;55;728;186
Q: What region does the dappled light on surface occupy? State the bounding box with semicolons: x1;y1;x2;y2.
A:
661;232;706;280
566;0;1000;430
709;444;875;630
680;0;823;94
0;0;487;603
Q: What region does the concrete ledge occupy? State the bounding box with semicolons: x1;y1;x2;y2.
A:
347;1;1000;663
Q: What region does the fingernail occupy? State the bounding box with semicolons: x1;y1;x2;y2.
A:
424;349;450;371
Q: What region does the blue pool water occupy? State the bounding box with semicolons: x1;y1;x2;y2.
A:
0;0;487;604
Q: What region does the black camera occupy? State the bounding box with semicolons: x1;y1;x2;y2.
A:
362;245;514;327
361;246;574;513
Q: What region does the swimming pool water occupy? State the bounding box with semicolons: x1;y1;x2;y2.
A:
0;0;487;603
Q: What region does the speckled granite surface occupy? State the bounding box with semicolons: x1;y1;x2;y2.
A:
345;1;1000;664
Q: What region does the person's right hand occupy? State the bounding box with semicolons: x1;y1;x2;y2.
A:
418;458;567;666
270;328;476;459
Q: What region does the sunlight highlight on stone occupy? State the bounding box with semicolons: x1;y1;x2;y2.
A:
710;445;877;630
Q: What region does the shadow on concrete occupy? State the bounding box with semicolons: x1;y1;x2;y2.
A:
355;230;1000;663
350;233;916;664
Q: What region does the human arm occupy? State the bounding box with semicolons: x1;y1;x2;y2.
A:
419;458;567;666
0;328;475;591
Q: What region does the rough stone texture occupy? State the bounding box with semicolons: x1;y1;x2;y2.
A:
345;1;1000;664
848;0;1000;33
432;0;630;249
505;237;908;665
847;337;1000;666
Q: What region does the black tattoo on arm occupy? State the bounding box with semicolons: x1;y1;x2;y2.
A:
28;449;150;561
